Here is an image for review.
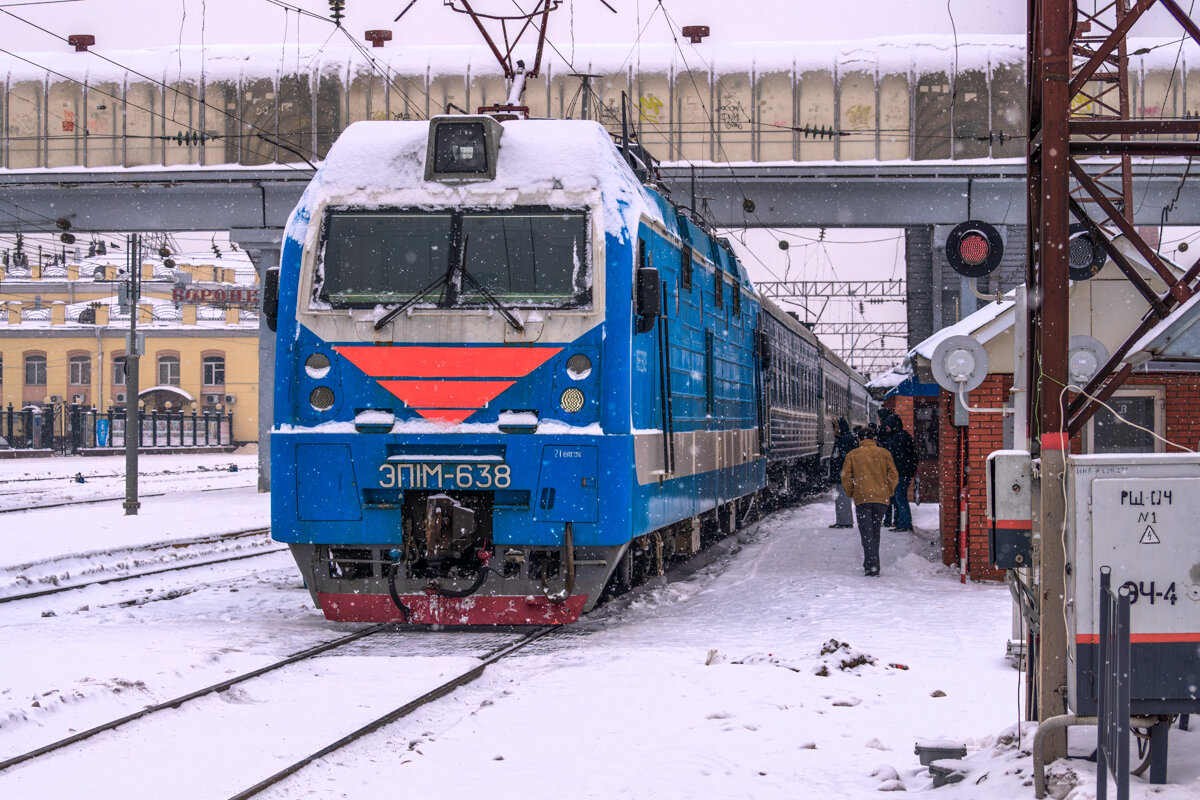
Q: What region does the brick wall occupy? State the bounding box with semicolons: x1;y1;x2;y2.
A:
884;395;916;431
937;370;1200;582
884;394;941;502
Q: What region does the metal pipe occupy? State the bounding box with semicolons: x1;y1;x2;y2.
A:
1033;714;1097;798
958;427;968;584
955;383;1016;415
1033;714;1156;798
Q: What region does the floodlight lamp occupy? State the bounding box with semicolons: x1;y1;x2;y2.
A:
1067;335;1109;385
944;348;978;382
930;335;989;394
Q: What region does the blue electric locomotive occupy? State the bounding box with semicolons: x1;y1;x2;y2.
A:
266;115;866;625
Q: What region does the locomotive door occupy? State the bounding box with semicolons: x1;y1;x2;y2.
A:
657;278;675;476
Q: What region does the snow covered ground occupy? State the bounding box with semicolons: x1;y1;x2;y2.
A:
0;454;1196;799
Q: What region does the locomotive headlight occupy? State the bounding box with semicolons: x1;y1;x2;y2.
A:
559;387;585;414
425;116;503;183
305;352;331;379
309;386;335;411
566;353;592;380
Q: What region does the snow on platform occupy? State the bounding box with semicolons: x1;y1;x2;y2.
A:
0;460;1196;798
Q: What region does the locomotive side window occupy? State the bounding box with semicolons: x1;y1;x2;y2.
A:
681;247;692;290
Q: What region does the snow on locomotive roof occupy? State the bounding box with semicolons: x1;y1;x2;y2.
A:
288;118;662;244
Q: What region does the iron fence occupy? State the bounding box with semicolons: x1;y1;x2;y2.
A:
2;403;234;453
1097;566;1132;800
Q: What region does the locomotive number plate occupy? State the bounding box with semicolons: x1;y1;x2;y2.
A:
378;462;512;490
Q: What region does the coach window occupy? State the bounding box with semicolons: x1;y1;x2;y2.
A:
202;354;226;387
158;354;181;386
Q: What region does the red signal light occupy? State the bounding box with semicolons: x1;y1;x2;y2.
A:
958;233;991;266
945;220;1004;278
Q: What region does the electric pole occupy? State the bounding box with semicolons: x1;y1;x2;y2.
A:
124;234;142;515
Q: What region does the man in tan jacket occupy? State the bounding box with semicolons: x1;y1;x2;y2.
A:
840;427;899;576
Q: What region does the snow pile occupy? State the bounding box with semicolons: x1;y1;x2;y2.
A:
289;118;659;247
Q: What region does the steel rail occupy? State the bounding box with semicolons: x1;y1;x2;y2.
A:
0;482;257;514
0;533;281;604
225;626;558;800
0;625;388;773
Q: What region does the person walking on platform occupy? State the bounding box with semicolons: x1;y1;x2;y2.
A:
882;414;918;532
828;417;857;529
840;427;898;577
876;408;897;526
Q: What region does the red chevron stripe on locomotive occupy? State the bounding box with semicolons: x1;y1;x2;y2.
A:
333;345;561;423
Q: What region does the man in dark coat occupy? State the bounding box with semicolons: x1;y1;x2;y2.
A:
828;417;857;528
882;413;918;531
876;409;897;526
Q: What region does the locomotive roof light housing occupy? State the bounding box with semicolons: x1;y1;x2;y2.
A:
1067;223;1108;281
945;220;1004;278
1067;335;1110;385
425;115;503;184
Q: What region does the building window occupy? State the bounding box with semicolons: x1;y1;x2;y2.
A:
69;355;91;385
1087;388;1163;454
202;355;225;386
113;356;126;386
158;355;181;386
25;354;46;386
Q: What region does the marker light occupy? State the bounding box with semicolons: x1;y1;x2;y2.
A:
559;388;585;413
309;386;335;411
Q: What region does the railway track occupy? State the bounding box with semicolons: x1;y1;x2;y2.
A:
0;527;278;603
0;624;559;798
0;474;258;514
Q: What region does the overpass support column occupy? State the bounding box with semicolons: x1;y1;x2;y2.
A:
230;228;282;492
904;226;937;350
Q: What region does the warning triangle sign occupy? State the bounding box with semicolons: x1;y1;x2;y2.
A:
1139;526;1161;544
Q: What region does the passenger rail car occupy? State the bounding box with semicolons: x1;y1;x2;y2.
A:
758;298;872;499
267;116;870;626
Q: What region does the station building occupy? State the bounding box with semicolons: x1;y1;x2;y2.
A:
872;253;1200;581
0;251;260;445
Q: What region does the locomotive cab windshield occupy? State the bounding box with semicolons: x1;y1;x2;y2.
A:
316;208;592;313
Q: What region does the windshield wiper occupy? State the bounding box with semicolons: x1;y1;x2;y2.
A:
373;269;452;331
459;268;525;332
372;233;525;333
458;233;524;333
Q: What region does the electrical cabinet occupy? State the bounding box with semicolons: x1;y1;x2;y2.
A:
1066;453;1200;715
986;450;1032;568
